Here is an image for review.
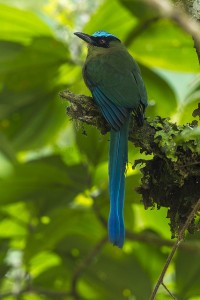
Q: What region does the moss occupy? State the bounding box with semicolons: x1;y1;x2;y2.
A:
134;113;200;238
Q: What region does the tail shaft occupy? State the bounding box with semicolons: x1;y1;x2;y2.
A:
108;117;129;248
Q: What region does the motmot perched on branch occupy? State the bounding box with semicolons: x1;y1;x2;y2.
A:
74;31;148;248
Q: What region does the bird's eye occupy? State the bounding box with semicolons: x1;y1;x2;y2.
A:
99;39;106;44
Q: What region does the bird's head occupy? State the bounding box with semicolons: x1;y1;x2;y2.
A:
74;31;121;48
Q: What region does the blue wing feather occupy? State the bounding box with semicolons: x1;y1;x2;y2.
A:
92;86;129;131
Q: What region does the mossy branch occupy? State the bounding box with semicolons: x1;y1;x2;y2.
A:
60;89;200;239
60;89;155;149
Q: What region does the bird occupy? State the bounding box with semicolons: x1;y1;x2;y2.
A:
74;30;148;248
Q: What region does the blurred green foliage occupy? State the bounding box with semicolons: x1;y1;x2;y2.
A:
0;0;200;300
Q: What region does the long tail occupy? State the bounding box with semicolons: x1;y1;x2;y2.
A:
108;116;130;248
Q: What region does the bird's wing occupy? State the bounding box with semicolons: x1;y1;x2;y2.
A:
92;86;129;130
84;50;147;129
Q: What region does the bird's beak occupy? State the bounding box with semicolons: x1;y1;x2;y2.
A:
74;32;95;45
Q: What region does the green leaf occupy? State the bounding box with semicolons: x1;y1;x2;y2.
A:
133;205;170;239
0;218;27;238
140;65;178;117
125;173;142;204
132;233;168;282
24;209;103;262
29;251;61;277
22;294;47;300
175;126;200;154
0;4;73;150
2;95;66;151
0;133;16;162
0;155;90;206
128;19;199;72
0;37;69;83
0;3;52;44
177;96;200;124
81;245;152;300
0;37;72;150
0;240;10;283
175;234;200;298
1;202;29;223
83;0;136;40
75;124;108;167
32;235;97;291
120;0;159;19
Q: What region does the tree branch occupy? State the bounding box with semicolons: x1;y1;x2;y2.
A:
142;0;200;63
60;89;155;150
60;90;200;239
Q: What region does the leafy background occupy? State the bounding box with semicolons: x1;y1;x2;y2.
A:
0;0;200;299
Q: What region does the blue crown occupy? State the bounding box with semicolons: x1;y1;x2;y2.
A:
92;31;118;39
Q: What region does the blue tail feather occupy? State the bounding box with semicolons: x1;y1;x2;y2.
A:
108;117;129;248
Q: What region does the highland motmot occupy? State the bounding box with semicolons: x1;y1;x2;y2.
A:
74;31;148;248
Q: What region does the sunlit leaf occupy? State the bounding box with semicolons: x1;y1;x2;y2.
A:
177;94;200;124
140;65;178;117
29;251;61;277
0;218;27;237
0;4;53;44
128;20;199;72
83;0;136;40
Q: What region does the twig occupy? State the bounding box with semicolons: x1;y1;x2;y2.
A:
150;241;179;300
150;198;200;300
178;199;200;240
178;161;200;168
162;282;176;300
